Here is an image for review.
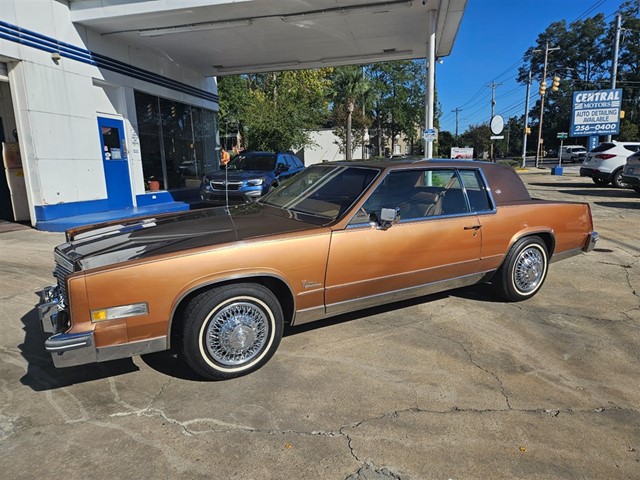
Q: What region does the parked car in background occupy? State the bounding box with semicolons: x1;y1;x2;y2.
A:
560;145;587;163
39;159;598;380
621;150;640;194
200;151;304;204
580;141;640;187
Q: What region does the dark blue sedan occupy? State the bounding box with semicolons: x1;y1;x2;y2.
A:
200;151;305;204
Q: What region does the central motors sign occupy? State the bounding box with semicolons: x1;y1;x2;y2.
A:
570;88;622;137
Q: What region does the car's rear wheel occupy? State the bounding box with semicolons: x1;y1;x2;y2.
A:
493;236;549;302
611;168;629;188
182;283;284;380
592;177;609;186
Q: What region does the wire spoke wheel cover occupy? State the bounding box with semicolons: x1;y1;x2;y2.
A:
493;236;548;302
204;299;270;366
513;246;545;294
183;284;284;380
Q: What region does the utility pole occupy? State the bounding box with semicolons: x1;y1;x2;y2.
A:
607;14;622;143
534;42;560;167
488;81;501;162
522;70;532;168
451;107;462;142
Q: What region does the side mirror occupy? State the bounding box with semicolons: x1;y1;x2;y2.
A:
371;208;400;230
276;164;289;174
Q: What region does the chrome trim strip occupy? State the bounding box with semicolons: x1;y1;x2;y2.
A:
550;248;582;263
291;306;326;326
325;259;480;291
326;272;490;316
96;336;167;363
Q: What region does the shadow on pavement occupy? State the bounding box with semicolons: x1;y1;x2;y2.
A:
19;291;139;392
20;284;505;385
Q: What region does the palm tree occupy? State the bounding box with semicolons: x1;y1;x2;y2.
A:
332;66;369;160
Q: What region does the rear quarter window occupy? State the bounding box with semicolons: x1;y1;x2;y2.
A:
459;170;492;212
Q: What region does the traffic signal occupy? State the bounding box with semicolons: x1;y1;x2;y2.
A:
526;127;531;134
620;110;625;119
539;81;547;96
551;76;561;92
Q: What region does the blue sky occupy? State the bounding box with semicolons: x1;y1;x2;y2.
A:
437;0;623;134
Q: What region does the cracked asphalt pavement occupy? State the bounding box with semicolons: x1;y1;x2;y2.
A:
1;168;639;479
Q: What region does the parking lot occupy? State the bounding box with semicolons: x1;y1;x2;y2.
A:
1;167;639;480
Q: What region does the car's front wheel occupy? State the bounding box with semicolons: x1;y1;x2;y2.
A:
493;236;549;302
182;284;284;380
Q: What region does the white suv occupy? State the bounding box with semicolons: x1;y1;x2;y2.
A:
621;150;640;194
580;141;640;187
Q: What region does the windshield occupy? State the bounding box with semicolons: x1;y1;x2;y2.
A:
227;153;276;171
260;165;379;219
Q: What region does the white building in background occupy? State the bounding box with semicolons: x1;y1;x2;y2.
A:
0;1;219;230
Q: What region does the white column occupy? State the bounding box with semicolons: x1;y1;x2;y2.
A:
424;9;437;159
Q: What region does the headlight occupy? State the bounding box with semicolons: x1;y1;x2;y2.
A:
247;178;265;186
201;176;210;183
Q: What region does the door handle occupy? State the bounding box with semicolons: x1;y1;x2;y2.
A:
464;225;481;230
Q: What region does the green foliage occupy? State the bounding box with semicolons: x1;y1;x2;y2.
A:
331;66;370;159
459;124;492;158
517;4;640;149
218;69;332;152
368;61;426;156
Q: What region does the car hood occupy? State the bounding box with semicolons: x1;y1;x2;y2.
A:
208;170;274;181
56;203;327;271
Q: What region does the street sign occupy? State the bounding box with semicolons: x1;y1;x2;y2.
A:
570;88;622;137
423;128;438;142
490;115;504;135
557;132;568;139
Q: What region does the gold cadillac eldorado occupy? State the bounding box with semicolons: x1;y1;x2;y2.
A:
38;160;598;380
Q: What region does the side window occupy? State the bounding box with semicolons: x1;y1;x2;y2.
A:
459;170;492;212
276;155;287;171
291;155;304;169
350;168;470;225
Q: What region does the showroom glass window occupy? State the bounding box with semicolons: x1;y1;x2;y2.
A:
134;91;218;191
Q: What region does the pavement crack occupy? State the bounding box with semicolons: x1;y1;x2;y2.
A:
431;331;512;410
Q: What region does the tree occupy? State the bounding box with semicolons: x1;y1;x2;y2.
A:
217;69;332;153
331;66;370;160
435;130;455;158
613;1;640;137
368;61;426;156
459;124;492;159
516;5;640;149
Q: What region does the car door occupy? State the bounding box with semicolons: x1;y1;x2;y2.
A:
324;168;485;315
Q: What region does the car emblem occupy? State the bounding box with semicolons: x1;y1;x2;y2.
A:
302;280;321;289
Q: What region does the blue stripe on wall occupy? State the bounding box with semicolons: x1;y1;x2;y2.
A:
0;20;218;104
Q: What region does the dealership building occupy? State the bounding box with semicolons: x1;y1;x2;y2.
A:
0;0;465;231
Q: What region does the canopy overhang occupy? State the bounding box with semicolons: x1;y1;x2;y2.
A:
69;0;467;76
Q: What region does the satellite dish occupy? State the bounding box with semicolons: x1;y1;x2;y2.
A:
490;115;504;135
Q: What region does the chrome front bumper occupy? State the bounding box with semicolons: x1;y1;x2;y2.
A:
38;285;97;368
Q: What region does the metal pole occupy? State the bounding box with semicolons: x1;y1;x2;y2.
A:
488;81;501;162
424;9;436;159
522;70;531;168
607;14;622;143
534;42;560;167
452;108;462;142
